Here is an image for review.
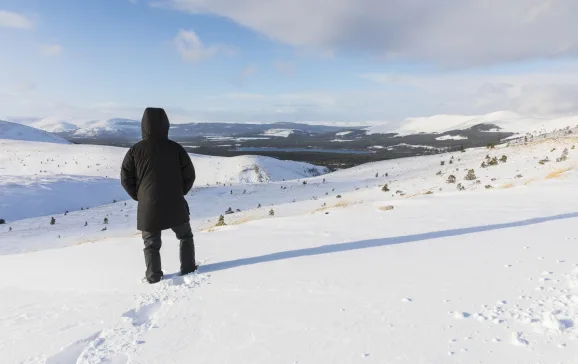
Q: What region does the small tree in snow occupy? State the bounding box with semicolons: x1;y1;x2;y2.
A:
556;148;569;162
465;169;476;181
216;215;226;226
50;217;56;225
488;157;499;166
500;155;508;163
382;184;390;192
269;209;275;216
447;175;457;184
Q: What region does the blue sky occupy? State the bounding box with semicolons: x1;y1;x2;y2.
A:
1;0;577;125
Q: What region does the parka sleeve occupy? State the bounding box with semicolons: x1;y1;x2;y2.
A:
121;148;138;201
179;147;196;195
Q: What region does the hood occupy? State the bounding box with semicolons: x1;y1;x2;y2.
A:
141;107;170;139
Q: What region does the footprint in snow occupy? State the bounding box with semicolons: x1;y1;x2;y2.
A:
512;332;529;346
122;301;163;327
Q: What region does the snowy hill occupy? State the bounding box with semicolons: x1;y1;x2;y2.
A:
0;140;329;221
1;132;578;363
367;111;578;137
0;120;70;144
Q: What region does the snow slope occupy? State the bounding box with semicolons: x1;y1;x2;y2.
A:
0;140;328;221
2;134;578;363
0;120;70;144
367;111;578;136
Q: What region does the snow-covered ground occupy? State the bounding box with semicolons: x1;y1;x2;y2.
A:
1;129;578;363
436;135;468;141
0;139;328;222
261;128;295;137
0;120;70;144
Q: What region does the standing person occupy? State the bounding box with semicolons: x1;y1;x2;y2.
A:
121;107;197;284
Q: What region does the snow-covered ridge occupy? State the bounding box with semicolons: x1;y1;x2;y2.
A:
0;120;70;144
261;129;295;137
0;139;329;221
366;111;578;137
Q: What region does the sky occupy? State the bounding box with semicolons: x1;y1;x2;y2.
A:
0;0;577;125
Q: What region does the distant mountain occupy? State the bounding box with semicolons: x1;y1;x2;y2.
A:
0;120;70;144
12;118;350;142
366;111;578;136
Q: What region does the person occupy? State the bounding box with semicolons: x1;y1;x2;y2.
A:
121;107;197;283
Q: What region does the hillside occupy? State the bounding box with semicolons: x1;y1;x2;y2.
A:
0;139;329;221
0;120;70;144
367;111;578;137
1;132;578;363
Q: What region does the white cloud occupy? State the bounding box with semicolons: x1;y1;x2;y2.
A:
0;10;33;29
361;63;578;117
173;29;232;62
160;0;578;66
274;60;297;77
40;44;63;57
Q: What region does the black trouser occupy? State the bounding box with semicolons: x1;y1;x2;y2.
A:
142;222;196;282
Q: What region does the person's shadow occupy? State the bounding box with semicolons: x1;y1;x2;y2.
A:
185;212;578;275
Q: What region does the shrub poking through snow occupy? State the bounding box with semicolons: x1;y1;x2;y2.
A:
382;184;390;192
500;155;508;163
440;161;445;166
84;221;88;227
436;170;442;176
216;215;226;226
539;158;550;165
269;209;275;216
572;145;576;150
447;175;457;184
487;143;495;149
101;227;107;231
457;183;466;191
556;148;569;162
465;169;477;181
258;203;261;208
103;217;108;224
485;185;493;189
225;207;234;215
50;217;55;225
336;195;342;199
459;145;465;153
516;174;523;179
0;219;5;225
489;157;499;166
303;181;307;185
449;160;454;165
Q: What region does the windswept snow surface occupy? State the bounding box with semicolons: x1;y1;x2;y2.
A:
2;134;578;363
436;135;468;141
0;120;70;144
0;139;328;221
367;111;578;136
261;128;295;137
